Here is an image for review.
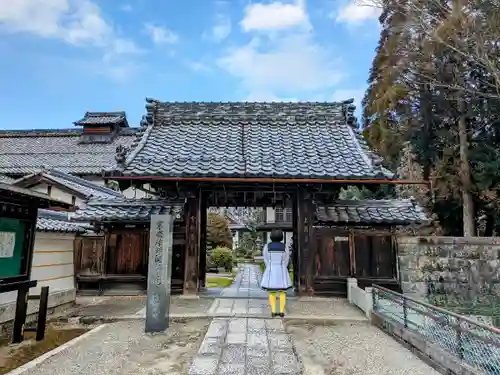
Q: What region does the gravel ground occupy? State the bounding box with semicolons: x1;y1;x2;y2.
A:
67;297;146;317
287;298;366;319
168;298;214;315
19;320;210;375
287;322;441;375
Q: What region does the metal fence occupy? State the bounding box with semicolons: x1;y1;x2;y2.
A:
372;285;500;375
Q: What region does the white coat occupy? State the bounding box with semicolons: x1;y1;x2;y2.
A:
260;242;292;291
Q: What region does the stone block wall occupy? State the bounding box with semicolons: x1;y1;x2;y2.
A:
398;236;500;299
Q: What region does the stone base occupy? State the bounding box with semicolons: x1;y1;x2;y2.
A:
0;288;76;338
180;294;200;300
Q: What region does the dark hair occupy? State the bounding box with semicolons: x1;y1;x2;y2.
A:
270;229;283;242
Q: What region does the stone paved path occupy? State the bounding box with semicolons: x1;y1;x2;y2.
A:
215;263;295;299
188;317;301;375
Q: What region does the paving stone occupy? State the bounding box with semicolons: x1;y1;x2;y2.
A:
206;321;228;339
266;319;284;331
268;333;293;351
218;363;246;375
228;318;247;333
226;332;247;344
220;344;246;363
246;365;271;375
188;356;219;375
247;318;266;329
198;337;223;357
216;307;233;314
247;346;269;358
246;354;270;368
247;333;268;347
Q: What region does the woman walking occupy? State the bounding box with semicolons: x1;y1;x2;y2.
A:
260;229;292;317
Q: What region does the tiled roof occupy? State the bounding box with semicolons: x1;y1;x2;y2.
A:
0;174;14;184
12;169;123;199
0;182;71;208
0;128;138;176
72;197;183;222
37;209;92;233
315;199;429;225
113;99;393;180
72;197;427;226
74;112;128;127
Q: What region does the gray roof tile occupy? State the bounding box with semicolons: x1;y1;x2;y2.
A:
0;128;138;176
37;209;93;233
13;169;123;199
0;174;14;184
74;111;128;126
73;197;182;222
115;99;393;180
316;199;429;225
73;197;426;226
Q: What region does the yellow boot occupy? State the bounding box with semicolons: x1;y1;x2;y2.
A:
279;291;286;317
268;292;277;317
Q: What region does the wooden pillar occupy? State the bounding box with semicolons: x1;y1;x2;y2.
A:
348;230;356;277
183;190;201;295
198;192;207;290
292;192;299;291
296;189;315;296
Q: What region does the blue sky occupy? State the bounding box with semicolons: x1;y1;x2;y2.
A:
0;0;381;130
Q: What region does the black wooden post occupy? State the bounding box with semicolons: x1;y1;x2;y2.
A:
12;287;29;343
35;286;49;341
198;192;207;290
402;295;408;328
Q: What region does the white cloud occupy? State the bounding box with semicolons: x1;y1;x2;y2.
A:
186;60;212;73
120;4;133;12
0;0;139;49
0;0;143;80
144;23;178;44
218;33;344;98
211;14;232;42
335;0;382;24
241;0;310;32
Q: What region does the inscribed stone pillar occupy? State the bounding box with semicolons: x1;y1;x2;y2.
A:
145;214;174;333
184;193;201;295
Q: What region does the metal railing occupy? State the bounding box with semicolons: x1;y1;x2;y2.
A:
373;285;500;375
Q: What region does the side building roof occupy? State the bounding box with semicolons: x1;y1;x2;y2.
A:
0;126;138;177
37;209;93;233
72;197;183;222
12;169;123;200
73;197;428;226
110;99;394;180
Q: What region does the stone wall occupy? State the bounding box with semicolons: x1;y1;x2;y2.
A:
398;236;500;300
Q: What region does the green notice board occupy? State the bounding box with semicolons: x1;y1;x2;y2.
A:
0;218;26;279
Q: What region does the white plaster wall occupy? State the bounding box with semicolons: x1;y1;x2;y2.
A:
82;176;153;199
30;183;82;206
0;232;76;324
232;231;239;250
122;187;147;198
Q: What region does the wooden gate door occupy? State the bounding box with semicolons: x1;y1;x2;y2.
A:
171;219;186;294
312;229;351;296
353;234;400;291
106;231;147;275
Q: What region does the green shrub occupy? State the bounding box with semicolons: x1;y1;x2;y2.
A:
210;247;233;271
234;247;247;258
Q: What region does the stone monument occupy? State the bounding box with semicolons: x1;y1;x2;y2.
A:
145;213;174;333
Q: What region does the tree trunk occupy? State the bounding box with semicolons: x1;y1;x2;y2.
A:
458;103;475;236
